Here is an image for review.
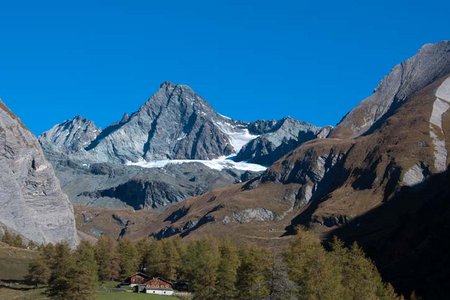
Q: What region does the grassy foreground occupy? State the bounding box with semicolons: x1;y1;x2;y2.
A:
97;291;179;300
0;243;38;281
0;285;179;300
0;285;47;300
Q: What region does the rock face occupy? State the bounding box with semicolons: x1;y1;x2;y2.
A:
56;159;255;209
331;41;450;139
235;117;321;165
223;208;276;224
0;100;78;247
39;115;100;154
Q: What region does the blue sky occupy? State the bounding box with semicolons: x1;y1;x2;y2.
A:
0;0;449;135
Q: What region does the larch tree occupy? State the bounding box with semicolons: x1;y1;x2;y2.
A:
284;228;344;300
181;238;220;299
46;242;76;300
117;238;139;281
214;239;240;300
331;238;402;300
26;255;51;287
95;236;118;282
70;241;99;300
236;246;272;300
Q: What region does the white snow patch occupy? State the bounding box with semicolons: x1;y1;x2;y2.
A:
215;121;259;153
402;164;425;186
218;113;232;120
126;156;266;172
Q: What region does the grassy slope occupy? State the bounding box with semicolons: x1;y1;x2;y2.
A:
0;242;38;281
0;285;47;300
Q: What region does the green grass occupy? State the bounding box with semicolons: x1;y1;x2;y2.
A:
0;286;180;300
0;285;47;300
0;244;38;280
97;291;179;300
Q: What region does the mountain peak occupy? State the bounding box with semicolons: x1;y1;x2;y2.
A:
331;41;450;138
159;80;177;89
419;40;450;52
39;115;100;154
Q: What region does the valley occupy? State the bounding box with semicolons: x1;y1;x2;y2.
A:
1;40;450;299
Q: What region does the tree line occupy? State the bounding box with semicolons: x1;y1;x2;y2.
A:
25;228;404;300
1;230;38;249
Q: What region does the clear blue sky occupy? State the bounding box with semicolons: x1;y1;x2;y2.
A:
1;0;449;135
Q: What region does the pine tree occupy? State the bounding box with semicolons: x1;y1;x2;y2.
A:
214;239;240;300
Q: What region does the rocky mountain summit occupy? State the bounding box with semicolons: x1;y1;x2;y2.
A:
234;117;323;165
0;100;78;247
39;115;100;155
40;81;323;165
40;81;324;209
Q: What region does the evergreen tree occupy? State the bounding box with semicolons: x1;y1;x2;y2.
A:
95;236;118;282
161;239;182;281
181;238;220;299
236;246;271;300
70;241;98;300
40;243;56;270
269;257;298;300
1;230;13;245
47;243;75;300
284;228;343;300
117;238;139;281
143;238;165;277
331;238;401;300
26;255;51;287
1;230;25;248
12;233;24;248
214;239;240;300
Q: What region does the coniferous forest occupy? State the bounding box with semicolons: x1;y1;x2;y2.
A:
19;228;404;300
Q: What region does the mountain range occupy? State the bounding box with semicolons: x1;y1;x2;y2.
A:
38;81;325;210
1;40;449;298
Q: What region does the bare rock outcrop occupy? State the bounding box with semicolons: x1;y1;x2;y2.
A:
0;100;78;247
